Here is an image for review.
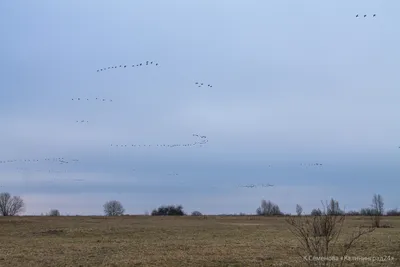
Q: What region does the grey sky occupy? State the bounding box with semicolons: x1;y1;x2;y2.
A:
1;0;399;215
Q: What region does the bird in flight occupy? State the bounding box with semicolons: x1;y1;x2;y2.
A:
356;14;359;17
240;184;256;188
373;14;376;17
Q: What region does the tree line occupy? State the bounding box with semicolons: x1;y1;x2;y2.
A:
0;192;398;221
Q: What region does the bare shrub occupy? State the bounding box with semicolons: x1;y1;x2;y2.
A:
103;200;125;216
48;209;60;216
285;200;376;267
296;204;303;216
0;192;25;216
256;200;282;216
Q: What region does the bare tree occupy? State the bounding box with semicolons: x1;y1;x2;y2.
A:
326;198;343;216
0;192;25;216
285;200;376;267
371;194;384;228
256;200;282;216
103;200;125;216
48;209;60;216
296;204;303;216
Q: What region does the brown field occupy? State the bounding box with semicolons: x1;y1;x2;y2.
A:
0;215;399;266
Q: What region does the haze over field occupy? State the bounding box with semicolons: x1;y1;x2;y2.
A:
1;0;399;215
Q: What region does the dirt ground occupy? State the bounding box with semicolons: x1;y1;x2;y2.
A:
0;215;399;266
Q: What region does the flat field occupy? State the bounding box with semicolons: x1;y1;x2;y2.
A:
0;216;399;266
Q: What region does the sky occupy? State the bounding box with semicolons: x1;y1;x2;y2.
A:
0;0;399;215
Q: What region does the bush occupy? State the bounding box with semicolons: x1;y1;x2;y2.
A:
310;208;322;216
286;200;376;267
151;205;185;216
345;210;360;216
360;208;375;216
48;209;60;216
191;211;202;216
386;208;400;216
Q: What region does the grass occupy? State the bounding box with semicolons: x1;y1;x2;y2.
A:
0;215;399;266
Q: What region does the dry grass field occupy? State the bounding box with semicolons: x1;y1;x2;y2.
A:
0;215;399;266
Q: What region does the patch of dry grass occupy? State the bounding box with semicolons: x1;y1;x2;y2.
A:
0;216;399;266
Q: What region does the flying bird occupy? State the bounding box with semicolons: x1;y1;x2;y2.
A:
364;15;367;17
241;184;256;188
356;14;359;17
373;14;376;17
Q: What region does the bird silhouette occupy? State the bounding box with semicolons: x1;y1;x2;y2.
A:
356;14;359;17
364;15;367;17
373;14;376;17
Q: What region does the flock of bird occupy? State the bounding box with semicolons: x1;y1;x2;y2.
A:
97;61;159;72
0;158;78;164
240;184;274;188
110;141;208;148
195;82;213;88
356;14;376;18
1;158;78;181
72;98;113;102
111;134;209;149
300;163;323;167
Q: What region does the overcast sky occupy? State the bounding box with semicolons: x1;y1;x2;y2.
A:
1;0;399;215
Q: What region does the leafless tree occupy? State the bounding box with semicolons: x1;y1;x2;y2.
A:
326;198;343;216
0;192;25;216
256;200;282;216
103;200;125;216
285;200;376;267
371;194;384;227
296;204;303;216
